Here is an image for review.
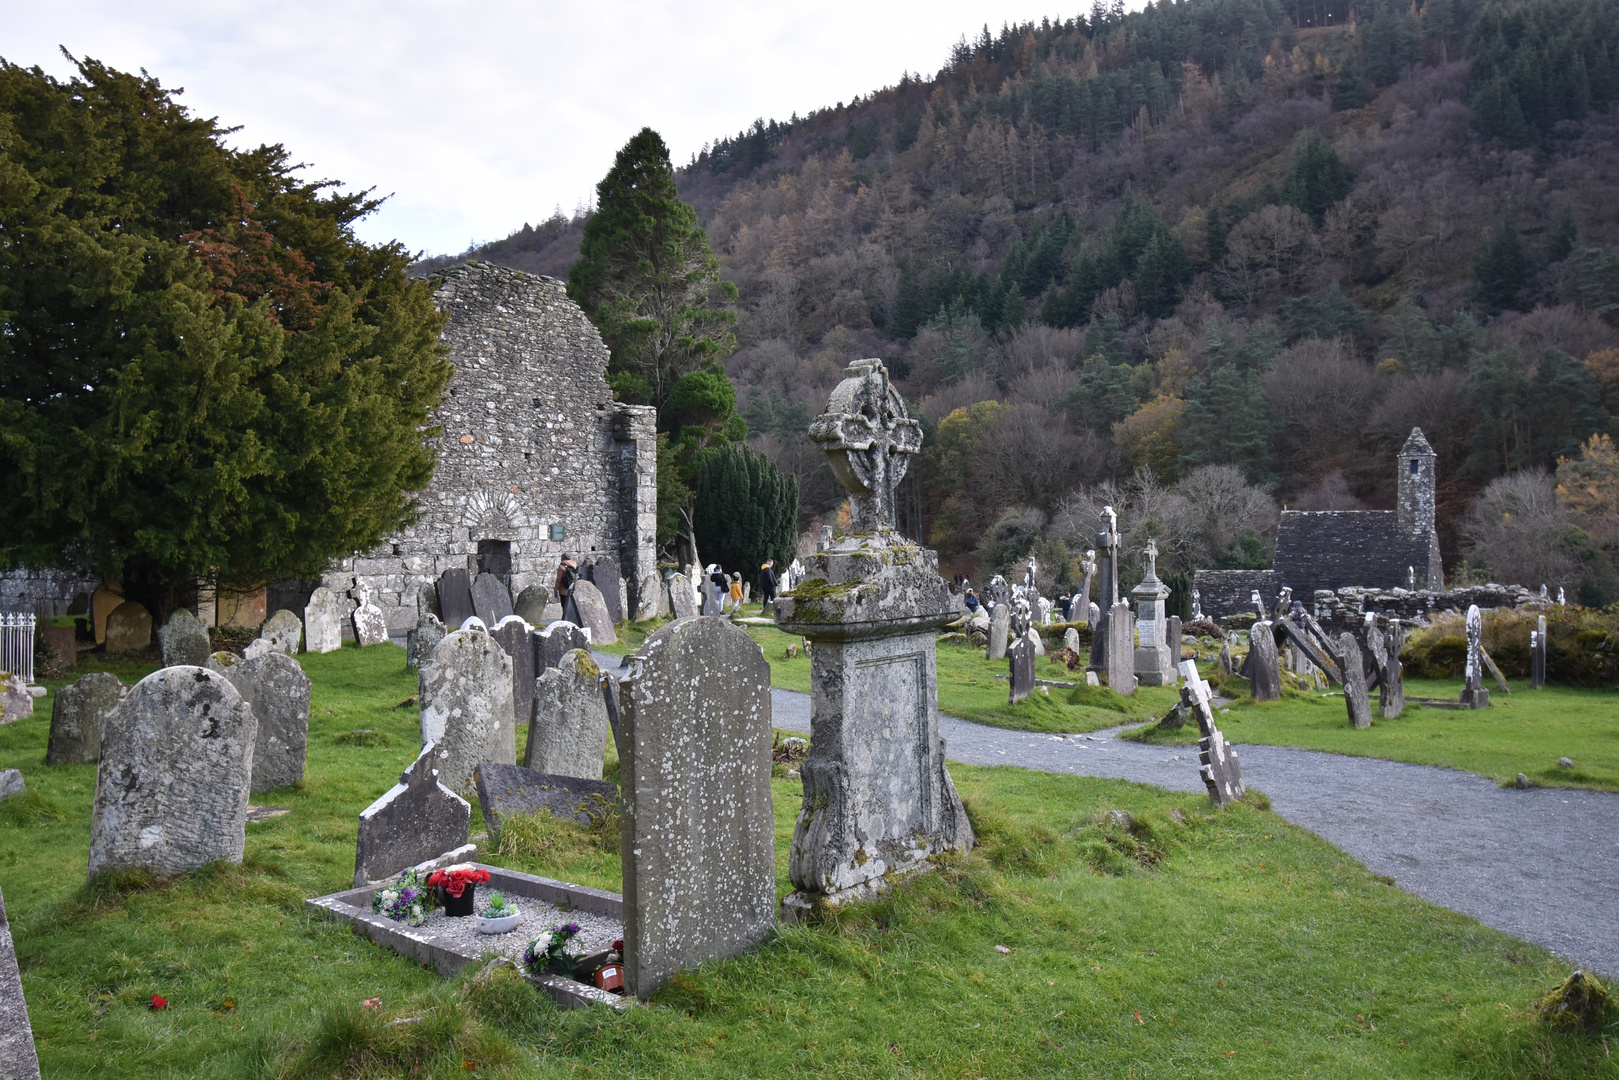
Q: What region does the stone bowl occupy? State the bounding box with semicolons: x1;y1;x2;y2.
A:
477;909;521;934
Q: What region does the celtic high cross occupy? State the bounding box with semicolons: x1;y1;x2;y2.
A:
809;359;922;532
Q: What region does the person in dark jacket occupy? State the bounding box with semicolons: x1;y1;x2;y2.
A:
760;560;778;605
964;589;980;614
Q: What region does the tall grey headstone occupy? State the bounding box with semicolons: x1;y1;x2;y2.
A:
158;608;211;668
1248;621;1281;702
0;882;41;1080
436;568;476;630
418;628;517;793
352;587;389;648
668;573;697;620
1367;620;1405;719
1007;631;1035;704
584;556;625;624
1340;632;1373;728
406;610;446;670
87;667;257;879
570;578;617;646
1532;614;1548;689
471;572;514;626
475;762;618;843
526;649;610;779
104;600;153;654
353;742;471;886
1460;603;1490;708
1131;540;1176;685
513;584;550;627
303;587;344;654
208;651;310;794
779;359;972;918
1105;602;1137;694
535;621;590;673
48;672;125;765
619;617;775;1000
1165;615;1183;672
490;616;536;729
986;603;1011;660
259;609;303;656
1088;507;1120;676
1180;660;1245;807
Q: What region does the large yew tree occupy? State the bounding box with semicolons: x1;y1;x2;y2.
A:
0;56;452;615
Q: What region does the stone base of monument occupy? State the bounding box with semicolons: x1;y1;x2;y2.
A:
779;857;942;924
307;863;629;1011
1459;687;1491;709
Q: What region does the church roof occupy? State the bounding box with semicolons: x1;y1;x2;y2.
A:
1272;510;1435;598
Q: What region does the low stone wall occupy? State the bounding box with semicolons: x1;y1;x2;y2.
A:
1192;570;1277;621
1311;584;1545;631
0;569;98;616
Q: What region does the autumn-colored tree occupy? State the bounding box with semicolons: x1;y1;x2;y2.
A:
1556;433;1619;552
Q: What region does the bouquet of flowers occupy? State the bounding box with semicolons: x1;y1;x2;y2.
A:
522;922;582;976
372;868;430;925
426;864;490;898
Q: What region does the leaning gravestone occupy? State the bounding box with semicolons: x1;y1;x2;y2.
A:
104;601;153;654
668;573;697;620
1248;621;1282;702
208;652;310;793
258;609;303;656
513;584;550;627
158;609;211;668
418;628;517;793
490;616;535;729
405;610;446;670
474;762;617;843
1179;660;1245;807
986;603;1011;660
1106;602;1137;695
535;621;590;673
527;649;610;778
303;587;344;654
1007;631;1035;705
48;671;125;765
1340;632;1373;729
87;667;256;879
570;579;617;646
353;742;471;885
352;587;389;647
436;568;476;630
471;572;514;626
584;556;625;624
618;617;775;1000
0;881;41;1080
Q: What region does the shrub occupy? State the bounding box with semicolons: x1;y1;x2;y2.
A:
1400;606;1619;685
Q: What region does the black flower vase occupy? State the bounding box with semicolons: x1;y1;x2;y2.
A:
440;884;476;917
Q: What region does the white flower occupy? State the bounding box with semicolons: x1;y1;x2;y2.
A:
532;932;552;952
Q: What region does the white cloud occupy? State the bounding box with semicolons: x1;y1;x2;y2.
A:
5;1;1137;255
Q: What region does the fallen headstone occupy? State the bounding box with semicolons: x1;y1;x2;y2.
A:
473;762;618;843
535;621;590;673
1179;660;1245;807
490;615;535;729
436;568;476;630
87;667;257;879
158;609;211;667
48;671;125;764
570;579;617;645
513;584;550;627
1248;621;1281;702
405;610;446;670
471;572;514;626
259;609;303;656
0;881;42;1080
1340;632;1373;729
209;652;310;794
104;600;152;654
302;587;344;654
418;628;517;793
353;742;471;886
527;649;610;778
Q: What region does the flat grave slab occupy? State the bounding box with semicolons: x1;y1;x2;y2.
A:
307;863;628;1011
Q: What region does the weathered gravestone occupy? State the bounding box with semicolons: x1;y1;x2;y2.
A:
87;667;257;879
1460;603;1490;709
207;651;310;793
471;572;514;626
489;616;536;728
418;628;516;793
405;611;446;670
1366;620;1405;719
0;770;22;801
436;568;476;630
584;556;625;624
40;621;77;673
352;587;390;648
1105;602;1137;695
104;601;152;654
1248;621;1282;702
986;603;1011;660
1179;660;1245;807
1076;551;1096;621
303;587;344;654
527;649;610;778
668;573;698;620
91;584;123;645
48;671;124;765
570;578;617;646
353;742;471;886
1166;615;1183;669
513;584;550;627
1132;541;1177;686
535;621;591;673
0;881;42;1080
259;609;303;656
700;576;722;616
1340;632;1373;729
158;609;211;668
474;762;617;843
1532;614;1548;689
1007;631;1036;704
779;359;973;918
0;673;33;723
618;616;775;999
1088;509;1120;677
1063;626;1082;653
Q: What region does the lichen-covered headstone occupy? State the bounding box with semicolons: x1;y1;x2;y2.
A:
353;742;470;885
1460;603;1490;709
986;603;1011;660
0;771;22;801
535;621;590;673
436;568;476;630
303;587;344;654
668;573;697;620
584;556;625;624
0;881;41;1080
0;674;32;723
1248;621;1281;702
490;615;535;729
570;578;617;646
87;667;257;879
208;652;310;793
1007;631;1035;705
1340;632;1373;729
527;649;609;778
406;610;446;670
158;609;211;668
1105;602;1137;694
1063;626;1081;653
471;572;514;626
259;609;303;656
104;601;152;654
618;617;775;999
351;587;389;647
1165;615;1183;670
1367;620;1405;719
48;671;125;764
513;584;550;627
474;762;617;843
418;628;516;793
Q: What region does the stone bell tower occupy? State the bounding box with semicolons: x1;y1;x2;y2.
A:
1397;428;1444;589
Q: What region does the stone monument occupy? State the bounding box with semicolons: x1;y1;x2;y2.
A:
1178;660;1245;808
418;628;517;793
471;572;514;626
303;587;344;654
405;610;446;670
351;586;389;648
48;671;124;765
207;651;311;793
1340;632;1373;728
158;609;211;668
436;568;476;630
535;621;591;673
1076;550;1096;620
1460;604;1490;709
570;579;617;645
259;609;303;656
0;881;41;1080
490;615;536;729
1105;601;1137;694
986;602;1011;661
1532;614;1547;689
1131;540;1176;686
527;649;610;779
1248;621;1281;702
1007;631;1035;704
668;573;697;620
104;600;152;654
777;359;973;918
1087;507;1120;676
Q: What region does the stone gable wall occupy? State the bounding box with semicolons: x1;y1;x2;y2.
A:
1192;570;1278;621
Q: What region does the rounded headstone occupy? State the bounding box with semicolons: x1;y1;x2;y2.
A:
418;629;516;793
352;588;389;647
158;609;211;668
527;649;610;779
211;652;311;794
513;584;551;627
48;672;125;764
303;587;345;654
104;601;152;655
406;611;446;671
259;609;303;656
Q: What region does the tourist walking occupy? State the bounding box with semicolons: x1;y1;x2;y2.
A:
760;559;778;606
554;554;580;625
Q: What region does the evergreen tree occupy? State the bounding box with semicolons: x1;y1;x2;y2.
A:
1528;349;1607;466
1179;365;1278;484
1547;205;1580;263
1282;281;1366;343
1466;346;1533;478
1474;213;1531;312
1280;130;1353;226
693;443;799;585
567;128;738;410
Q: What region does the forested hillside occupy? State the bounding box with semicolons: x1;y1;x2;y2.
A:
442;0;1619;601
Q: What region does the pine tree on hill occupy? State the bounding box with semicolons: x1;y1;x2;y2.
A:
1475;213;1532;313
1280;130;1352;226
693;443;799;585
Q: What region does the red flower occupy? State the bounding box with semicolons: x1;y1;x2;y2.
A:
150;994;167;1010
427;867;490;898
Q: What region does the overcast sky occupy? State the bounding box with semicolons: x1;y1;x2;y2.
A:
3;1;1142;257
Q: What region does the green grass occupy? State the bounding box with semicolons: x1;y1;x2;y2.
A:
1129;675;1619;793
